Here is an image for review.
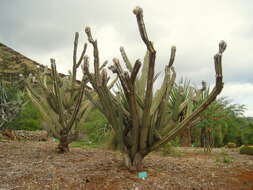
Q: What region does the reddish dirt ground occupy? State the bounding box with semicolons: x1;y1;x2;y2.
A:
0;141;253;190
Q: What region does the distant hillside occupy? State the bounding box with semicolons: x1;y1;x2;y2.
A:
246;117;253;122
0;42;66;82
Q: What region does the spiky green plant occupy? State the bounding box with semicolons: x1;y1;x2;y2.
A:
82;7;226;170
26;33;95;153
167;79;207;146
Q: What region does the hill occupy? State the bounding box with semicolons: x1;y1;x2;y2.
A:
0;42;66;82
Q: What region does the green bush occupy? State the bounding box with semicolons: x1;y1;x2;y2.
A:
6;101;43;131
240;145;253;155
215;157;233;164
82;109;110;144
161;142;174;155
227;142;236;148
241;122;253;145
160;142;184;156
170;136;181;147
223;157;233;164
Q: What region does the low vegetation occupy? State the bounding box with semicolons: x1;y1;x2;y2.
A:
240;145;253;155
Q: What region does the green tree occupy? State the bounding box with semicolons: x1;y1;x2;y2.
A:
192;97;246;147
241;121;253;144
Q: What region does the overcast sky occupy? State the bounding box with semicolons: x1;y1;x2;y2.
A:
0;0;252;116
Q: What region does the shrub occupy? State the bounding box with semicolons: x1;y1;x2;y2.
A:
82;109;109;144
227;142;236;148
240;145;253;155
161;142;174;155
160;142;184;156
6;101;43;131
223;157;233;164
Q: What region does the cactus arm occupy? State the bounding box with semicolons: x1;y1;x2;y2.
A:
133;7;157;151
73;32;78;69
168;46;176;67
72;32;87;94
99;60;108;71
71;32;78;91
84;27;125;142
149;69;176;144
51;59;66;128
120;47;133;72
26;86;62;138
82;56;96;89
83;89;103;112
131;60;142;83
109;58;130;94
150;41;227;152
137;50;149;98
85;27;100;81
66;76;86;132
150;65;176;116
153;71;161;84
149;67;176;145
76;43;87;68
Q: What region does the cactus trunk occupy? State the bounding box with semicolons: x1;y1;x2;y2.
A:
58;136;70;153
123;152;144;171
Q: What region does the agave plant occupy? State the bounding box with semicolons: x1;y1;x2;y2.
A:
167;79;207;146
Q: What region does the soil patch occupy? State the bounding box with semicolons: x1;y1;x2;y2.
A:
0;141;252;190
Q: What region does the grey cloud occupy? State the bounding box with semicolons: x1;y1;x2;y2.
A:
0;0;253;115
0;0;136;53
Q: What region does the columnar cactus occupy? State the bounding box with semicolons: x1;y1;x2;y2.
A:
84;7;226;170
26;33;94;153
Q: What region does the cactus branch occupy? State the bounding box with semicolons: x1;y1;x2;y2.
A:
85;27;100;81
120;47;133;72
168;46;176;67
133;6;157;151
131;60;141;83
150;41;226;152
